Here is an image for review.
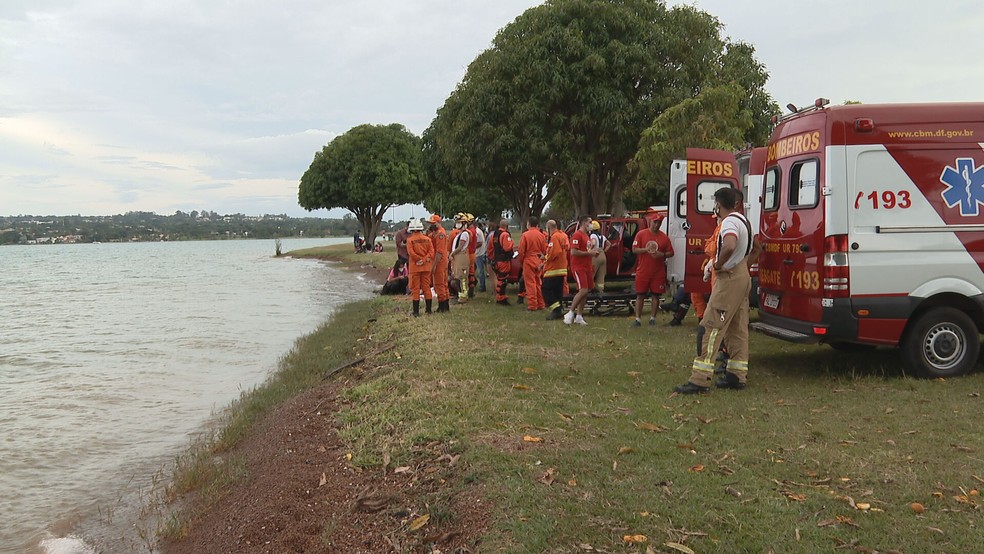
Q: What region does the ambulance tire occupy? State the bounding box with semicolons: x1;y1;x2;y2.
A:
901;307;980;379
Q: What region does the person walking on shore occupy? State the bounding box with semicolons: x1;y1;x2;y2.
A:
406;219;435;317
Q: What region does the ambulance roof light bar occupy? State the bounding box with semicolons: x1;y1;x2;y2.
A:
777;97;832;123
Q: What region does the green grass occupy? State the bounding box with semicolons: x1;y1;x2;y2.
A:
332;293;984;553
161;272;984;552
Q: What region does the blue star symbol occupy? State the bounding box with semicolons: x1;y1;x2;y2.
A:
940;158;984;216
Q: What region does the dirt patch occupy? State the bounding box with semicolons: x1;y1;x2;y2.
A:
160;379;489;553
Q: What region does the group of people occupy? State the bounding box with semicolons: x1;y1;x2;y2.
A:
385;212;486;316
383;187;759;393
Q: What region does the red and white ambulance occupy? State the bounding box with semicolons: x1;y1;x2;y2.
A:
751;99;984;377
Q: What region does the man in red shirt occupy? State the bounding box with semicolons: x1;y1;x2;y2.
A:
564;215;598;325
631;216;674;326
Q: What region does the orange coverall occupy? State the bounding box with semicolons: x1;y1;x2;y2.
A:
519;227;548;310
407;231;435;300
429;224;450;302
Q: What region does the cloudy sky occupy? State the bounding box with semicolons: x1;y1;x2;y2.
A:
1;0;981;220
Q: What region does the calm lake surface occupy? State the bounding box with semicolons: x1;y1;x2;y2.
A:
0;238;375;553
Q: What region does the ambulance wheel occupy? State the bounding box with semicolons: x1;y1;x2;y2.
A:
901;307;980;378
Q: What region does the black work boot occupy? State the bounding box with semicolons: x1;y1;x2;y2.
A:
440;300;450;312
546;309;563;320
412;300;420;317
674;382;709;395
715;372;746;390
425;299;433;314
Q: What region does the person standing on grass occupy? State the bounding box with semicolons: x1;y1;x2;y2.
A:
564;215;598;325
631;216;673;327
394;221;410;266
675;187;758;394
589;220;611;294
474;220;488;292
426;214;451;313
490;219;515;306
406;219;435;317
542;219;569;320
519;216;548;312
450;217;471;303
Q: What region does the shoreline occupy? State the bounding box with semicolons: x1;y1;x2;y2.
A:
158;246;487;553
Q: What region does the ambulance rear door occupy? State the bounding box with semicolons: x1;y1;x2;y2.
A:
680;148;740;296
757;116;827;326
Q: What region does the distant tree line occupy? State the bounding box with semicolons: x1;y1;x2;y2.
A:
0;211;394;245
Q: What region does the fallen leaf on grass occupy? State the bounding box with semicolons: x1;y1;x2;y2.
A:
408;514;430;531
637;422;669;432
558;412;574;421
725;486;742;497
697;416;717;424
910;502;925;513
836;515;861;528
952;444;975;452
538;467;557;485
627;371;641;378
318;473;327;487
926;526;944;535
512;384;533;391
523;435;544;443
521;367;537;374
394;466;412;474
664;542;695;554
818;519;837;527
689;465;705;473
618;446;635;455
784;492;807;502
622;534;648;544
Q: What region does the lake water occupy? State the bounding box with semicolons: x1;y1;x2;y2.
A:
0;238;375;553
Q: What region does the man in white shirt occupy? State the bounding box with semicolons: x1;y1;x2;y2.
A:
675;187;760;394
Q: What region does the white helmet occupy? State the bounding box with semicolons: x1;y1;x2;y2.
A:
408;218;424;232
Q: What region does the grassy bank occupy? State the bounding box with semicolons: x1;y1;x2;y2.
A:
164;246;984;552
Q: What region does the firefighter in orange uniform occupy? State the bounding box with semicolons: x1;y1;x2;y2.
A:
542;219;569;320
519;216;548;311
427;214;451;312
490;219;515;306
406;218;435;317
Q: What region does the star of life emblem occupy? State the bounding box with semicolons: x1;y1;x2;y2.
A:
940;158;984;216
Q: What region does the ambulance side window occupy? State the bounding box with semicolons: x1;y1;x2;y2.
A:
695;181;733;214
675;188;687;218
789;160;819;208
763;168;780;211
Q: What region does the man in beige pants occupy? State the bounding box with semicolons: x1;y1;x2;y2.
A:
675;187;759;394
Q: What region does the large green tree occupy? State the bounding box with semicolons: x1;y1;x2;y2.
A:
298;123;424;243
425;0;778;217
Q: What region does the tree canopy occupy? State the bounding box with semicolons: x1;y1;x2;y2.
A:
298;123;424;242
424;0;779;217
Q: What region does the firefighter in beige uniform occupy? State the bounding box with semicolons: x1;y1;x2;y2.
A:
675;187;758;394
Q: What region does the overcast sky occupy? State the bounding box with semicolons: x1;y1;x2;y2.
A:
1;0;981;220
